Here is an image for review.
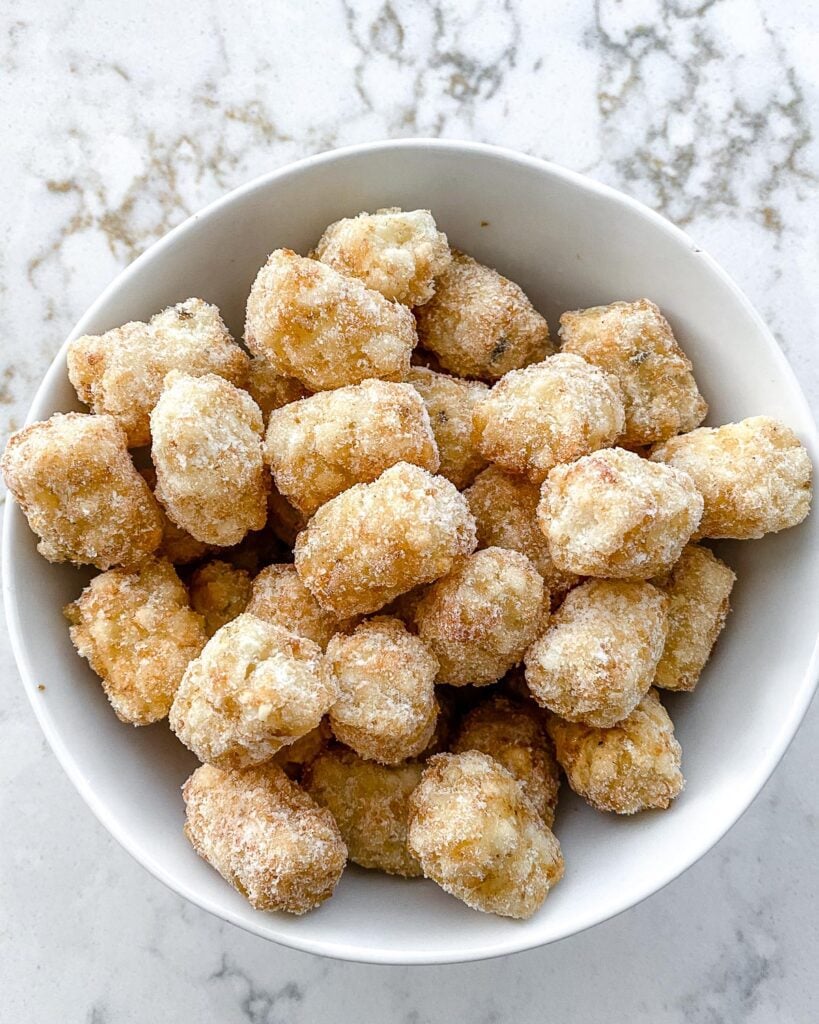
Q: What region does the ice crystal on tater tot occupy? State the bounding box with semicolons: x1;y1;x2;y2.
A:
183;762;346;914
313;207;451;306
64;556;207;725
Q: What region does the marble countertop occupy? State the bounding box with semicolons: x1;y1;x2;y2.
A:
2;1;818;1020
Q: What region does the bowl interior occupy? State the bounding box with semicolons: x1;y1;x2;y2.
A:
5;141;819;964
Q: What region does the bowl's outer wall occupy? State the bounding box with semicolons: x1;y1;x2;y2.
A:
5;141;819;964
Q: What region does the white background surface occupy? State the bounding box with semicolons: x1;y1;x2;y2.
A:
1;1;818;1021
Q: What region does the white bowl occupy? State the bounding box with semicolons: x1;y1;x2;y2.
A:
4;140;818;965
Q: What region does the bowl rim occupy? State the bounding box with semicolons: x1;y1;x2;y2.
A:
4;137;819;965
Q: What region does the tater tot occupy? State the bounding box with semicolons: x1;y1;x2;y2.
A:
169;612;337;768
472;354;625;483
245;356;310;423
415;252;553;380
304;747;424;876
405;367;488;488
547;689;684;813
150;372;268;546
189;560;252;637
407;751;563;918
539;447;703;578
652;544;735;691
453;695;560;827
245;249;415;391
139;466;211;565
524;580;668;727
183;762;346;914
313;207;452;307
326;617;439;764
246;564;355;649
294;462;477;617
264;379;439;516
559;299;707;446
2;413;162;569
464;466;579;599
67;298;249;447
650;416;812;539
64;556;207;725
273;718;333;779
414;547;545;687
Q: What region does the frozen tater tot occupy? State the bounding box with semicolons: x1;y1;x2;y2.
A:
414;251;553;380
245;356;310;423
326;617;439;764
652;544;735;692
405;367;488;488
273;718;333;779
472;354;625;483
414;547;545;687
547;689;684;814
539;447;703;579
150;372;268;547
139;466;211;565
650;416;812;539
247;564;355;650
304;747;424;876
67;298;248;447
245;249;415;391
2;413;162;569
559;298;707;447
64;556;207;725
524;580;668;727
265;379;439;516
169;613;337;768
313;207;451;307
294;462;477;617
407;751;564;918
189;560;252;637
453;695;560;827
183;762;346;914
464;466;579;600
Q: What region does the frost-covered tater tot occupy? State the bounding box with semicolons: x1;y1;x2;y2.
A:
652;545;735;691
547;689;684;814
453;695;560;827
559;298;707;447
313;207;452;307
273;719;333;780
407;751;564;918
415;251;553;380
405;367;488;488
189;560;252;637
326;617;439;764
246;564;356;649
2;413;162;569
245;356;310;424
539;447;703;579
170;613;337;768
304;748;424;876
64;556;207;725
414;547;545;687
294;462;477;617
150;372;268;547
524;580;668;727
67;298;248;447
139;466;211;566
265;379;439;516
650;416;812;539
473;354;625;483
183;763;346;914
245;249;416;391
464;466;579;600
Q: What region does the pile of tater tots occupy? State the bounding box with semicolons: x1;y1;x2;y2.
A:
3;207;812;919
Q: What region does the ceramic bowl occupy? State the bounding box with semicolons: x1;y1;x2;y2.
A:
4;139;818;964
